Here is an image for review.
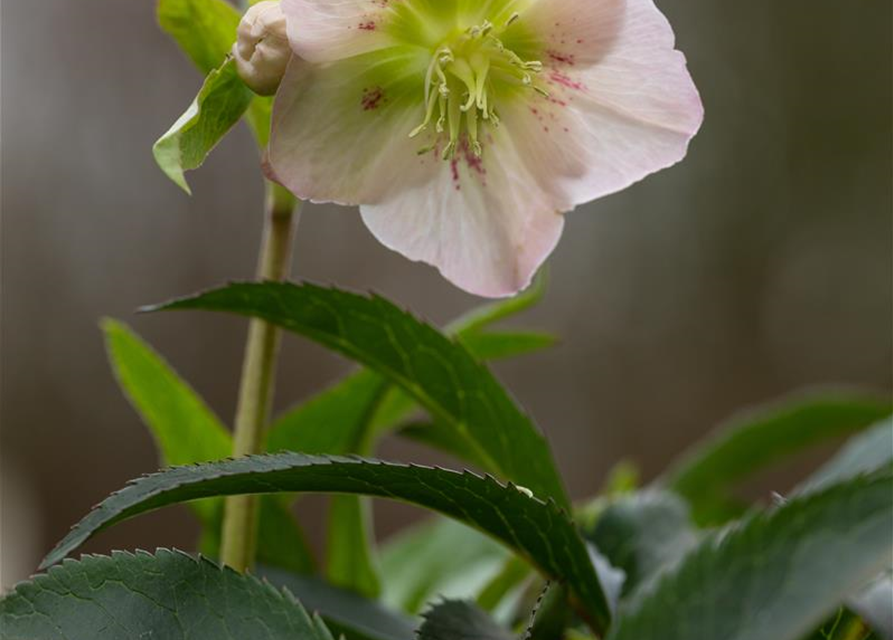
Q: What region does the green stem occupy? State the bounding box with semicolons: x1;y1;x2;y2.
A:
220;181;300;572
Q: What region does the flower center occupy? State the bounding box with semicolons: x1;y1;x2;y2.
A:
409;15;546;160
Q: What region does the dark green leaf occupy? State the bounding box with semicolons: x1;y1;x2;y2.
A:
0;549;333;640
42;454;610;631
665;389;891;525
153;59;254;193
157;0;241;74
381;517;508;614
267;370;389;595
586;491;698;597
260;567;415;640
147;282;570;508
417;600;514;640
608;468;893;640
262;283;555;599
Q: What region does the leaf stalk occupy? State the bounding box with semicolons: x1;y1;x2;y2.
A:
220;180;299;572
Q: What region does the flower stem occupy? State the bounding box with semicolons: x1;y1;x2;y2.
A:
220;180;299;572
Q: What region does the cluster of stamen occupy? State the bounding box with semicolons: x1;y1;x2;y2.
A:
410;14;547;159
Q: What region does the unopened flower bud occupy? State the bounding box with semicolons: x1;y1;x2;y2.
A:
233;1;290;96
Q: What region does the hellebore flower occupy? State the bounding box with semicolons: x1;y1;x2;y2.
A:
264;0;703;297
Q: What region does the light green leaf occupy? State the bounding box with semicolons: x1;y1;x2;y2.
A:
104;319;230;521
417;600;513;640
796;418;893;496
42;454;610;632
804;608;881;640
157;0;241;74
260;567;416;640
664;389;891;524
457;331;557;361
0;549;334;640
326;495;382;598
608;468;893;640
381;518;508;614
476;556;532;614
147;282;570;508
153;59;254;193
104;319;313;573
446;271;548;335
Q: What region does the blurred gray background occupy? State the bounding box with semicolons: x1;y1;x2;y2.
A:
2;1;891;588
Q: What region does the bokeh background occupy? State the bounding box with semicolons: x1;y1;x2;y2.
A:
2;0;891;589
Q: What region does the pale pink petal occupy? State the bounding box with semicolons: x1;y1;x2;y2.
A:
502;0;703;205
519;0;628;67
281;0;395;63
360;131;566;298
267;55;434;206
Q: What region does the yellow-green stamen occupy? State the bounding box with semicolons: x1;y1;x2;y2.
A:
409;19;546;159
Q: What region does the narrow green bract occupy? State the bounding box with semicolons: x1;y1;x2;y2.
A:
153;59;254;193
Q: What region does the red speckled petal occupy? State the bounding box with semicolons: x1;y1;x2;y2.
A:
503;0;703;206
360;130;566;298
282;0;396;63
267;54;434;206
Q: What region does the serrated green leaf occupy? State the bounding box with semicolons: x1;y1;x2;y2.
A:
42;454;610;632
260;567;415;640
664;389;891;524
0;549;333;640
417;600;514;640
263;283;554;599
585;491;698;597
381;518;508;614
157;0;241;74
104;320;314;574
146;282;570;508
608;468;893;640
153;59;254;193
